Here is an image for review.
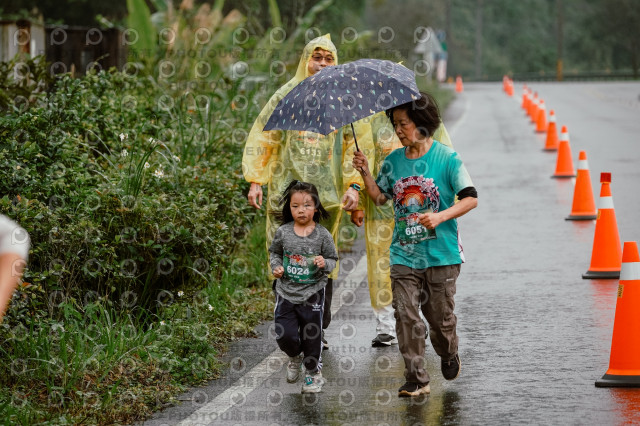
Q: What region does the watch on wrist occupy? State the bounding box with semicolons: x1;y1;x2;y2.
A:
349;183;361;192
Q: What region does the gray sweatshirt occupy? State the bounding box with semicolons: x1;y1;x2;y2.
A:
269;222;338;304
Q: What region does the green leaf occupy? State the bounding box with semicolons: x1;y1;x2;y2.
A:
267;0;283;29
127;0;157;57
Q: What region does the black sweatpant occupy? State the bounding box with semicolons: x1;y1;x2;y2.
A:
274;287;325;373
323;278;333;330
274;278;332;329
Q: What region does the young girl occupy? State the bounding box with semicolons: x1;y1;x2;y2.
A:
269;180;338;394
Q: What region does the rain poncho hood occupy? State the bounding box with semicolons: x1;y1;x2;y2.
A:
243;34;342;186
242;34;374;279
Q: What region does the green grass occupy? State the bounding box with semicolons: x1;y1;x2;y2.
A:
0;217;273;424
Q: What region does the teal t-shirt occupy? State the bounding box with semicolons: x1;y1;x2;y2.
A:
375;141;473;269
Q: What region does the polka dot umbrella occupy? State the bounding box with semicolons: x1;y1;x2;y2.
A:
263;58;420;153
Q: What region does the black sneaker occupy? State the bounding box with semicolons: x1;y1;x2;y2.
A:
371;333;398;347
321;330;328;350
441;354;461;380
398;382;430;397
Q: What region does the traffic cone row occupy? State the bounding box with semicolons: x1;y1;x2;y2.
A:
505;83;635;387
510;86;619;278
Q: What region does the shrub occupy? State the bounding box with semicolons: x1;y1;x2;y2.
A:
0;64;260;313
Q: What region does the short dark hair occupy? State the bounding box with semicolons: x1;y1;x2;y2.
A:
385;91;441;138
276;180;330;225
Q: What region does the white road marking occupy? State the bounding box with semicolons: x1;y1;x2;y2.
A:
448;95;470;139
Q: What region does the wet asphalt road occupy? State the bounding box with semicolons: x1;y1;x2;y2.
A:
144;81;640;425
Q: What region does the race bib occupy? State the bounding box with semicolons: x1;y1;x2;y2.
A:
397;211;436;245
283;251;319;284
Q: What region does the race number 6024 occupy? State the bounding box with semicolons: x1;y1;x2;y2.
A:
287;265;309;275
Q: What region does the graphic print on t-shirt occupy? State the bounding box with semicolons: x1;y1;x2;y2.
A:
283;250;319;284
392;175;440;245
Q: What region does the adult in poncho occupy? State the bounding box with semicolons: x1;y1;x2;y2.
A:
242;34;375;344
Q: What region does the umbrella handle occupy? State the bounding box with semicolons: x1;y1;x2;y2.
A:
350;122;360;152
350;122;367;177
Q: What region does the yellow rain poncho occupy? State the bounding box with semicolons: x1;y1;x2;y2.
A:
242;34;375;279
364;113;453;308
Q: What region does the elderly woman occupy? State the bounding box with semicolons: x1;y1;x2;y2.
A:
352;92;477;397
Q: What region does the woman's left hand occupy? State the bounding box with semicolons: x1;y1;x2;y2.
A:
314;255;326;269
418;212;443;230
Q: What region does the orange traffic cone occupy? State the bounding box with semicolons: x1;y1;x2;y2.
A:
551;127;576;178
527;89;538;117
595;241;640;387
583;172;622;279
455;76;464;93
566;151;597;220
521;85;529;110
544;111;559;150
536;100;548;133
507;79;514;96
529;93;539;122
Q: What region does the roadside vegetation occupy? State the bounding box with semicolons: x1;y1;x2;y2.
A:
0;1;455;423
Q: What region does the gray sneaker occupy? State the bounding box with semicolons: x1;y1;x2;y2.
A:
371;333;398;347
286;356;303;383
301;370;323;393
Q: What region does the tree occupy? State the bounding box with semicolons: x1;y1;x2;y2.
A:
589;0;640;77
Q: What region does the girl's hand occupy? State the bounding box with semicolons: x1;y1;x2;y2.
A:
352;150;369;175
273;266;284;278
314;256;325;269
350;210;364;227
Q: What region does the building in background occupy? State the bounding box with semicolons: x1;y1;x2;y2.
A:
0;18;126;76
0;19;46;62
45;26;126;76
413;26;447;83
